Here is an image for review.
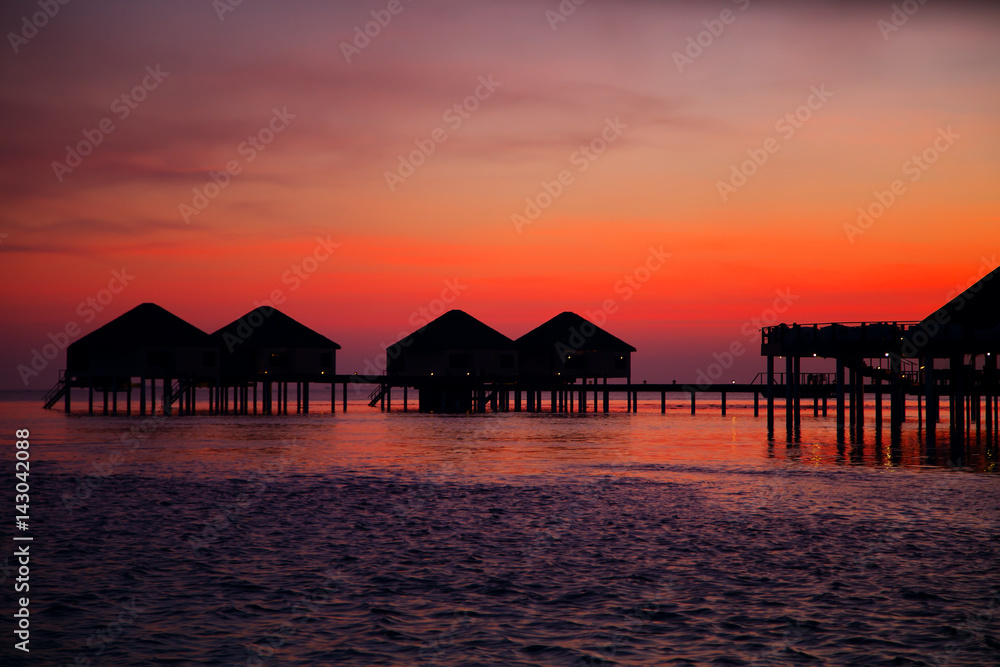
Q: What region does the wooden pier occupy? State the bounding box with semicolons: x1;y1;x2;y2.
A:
40;266;999;436
39;369;999;446
761;321;999;439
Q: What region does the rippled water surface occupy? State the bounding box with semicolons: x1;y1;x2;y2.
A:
2;392;999;666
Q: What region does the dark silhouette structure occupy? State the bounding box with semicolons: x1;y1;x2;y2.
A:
760;265;1000;439
516;312;634;379
45;303;216;415
43;266;997;431
516;311;636;412
387;310;516;377
383;310;516;412
211;307;341;414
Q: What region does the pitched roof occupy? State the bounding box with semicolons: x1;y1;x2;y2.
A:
70;303;210;350
388;310;513;354
211;308;340;349
515;312;636;352
920;265;1000;331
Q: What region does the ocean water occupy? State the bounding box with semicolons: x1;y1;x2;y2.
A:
2;391;999;666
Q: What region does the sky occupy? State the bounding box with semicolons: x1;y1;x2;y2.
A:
1;0;998;390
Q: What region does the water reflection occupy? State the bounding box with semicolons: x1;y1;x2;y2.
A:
5;395;998;476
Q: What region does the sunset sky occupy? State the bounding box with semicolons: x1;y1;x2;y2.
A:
1;0;998;390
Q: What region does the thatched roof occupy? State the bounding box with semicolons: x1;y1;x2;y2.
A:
388;310;513;355
69;303;210;350
515;312;636;352
211;308;340;350
920;265;1000;331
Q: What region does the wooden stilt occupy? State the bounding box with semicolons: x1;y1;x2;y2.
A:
875;377;883;430
767;355;774;432
785;356;794;429
854;364;863;432
836;358;845;428
952;354;965;440
792;356;801;428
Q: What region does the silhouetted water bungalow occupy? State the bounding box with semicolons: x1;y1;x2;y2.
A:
386;310;516;378
45;303;216;415
515;311;635;381
907;264;1000;356
760;263;999;437
384;310;516;412
211;307;341;414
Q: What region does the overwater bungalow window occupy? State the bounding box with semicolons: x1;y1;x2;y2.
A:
615;355;627;370
500;354;514;369
320;352;333;368
566;353;587;370
269;352;289;367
